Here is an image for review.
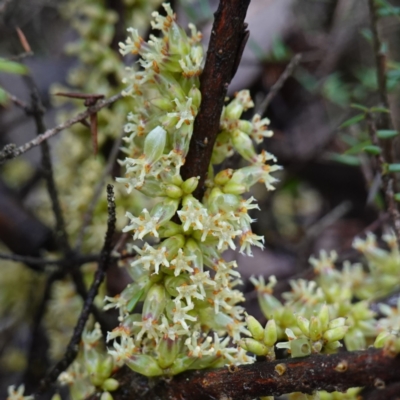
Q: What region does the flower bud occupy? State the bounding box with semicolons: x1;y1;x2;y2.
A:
318;304;330;332
101;378;119;392
189;85;202;109
258;292;282;320
169;355;196;375
296;315;310;337
214;169;233;186
157;336;182;369
97;355;114;380
225;101;244;120
151;198;179;225
181;177;199;194
222;183;247;195
374;331;392;348
162;234;186;261
216;193;240;213
309;316;322;341
246;314;264;341
144;126;166;164
165;275;190;297
323;326;349;343
263;319;278;347
328;317;346;330
126;354;163;376
143;283;166;319
158;221;183;238
164;184;183;199
100;392;114;400
237;120;253;134
231;129;256;162
151;97;173;111
184;238;203;271
240;338;268;356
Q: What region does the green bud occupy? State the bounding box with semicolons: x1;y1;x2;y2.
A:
126;354;163;376
157;336;182;369
225;101;244;120
101;378;119;392
231;129;256;162
181;177;199;194
162;234;186;261
143;283;166;319
144;126;166;164
318;304;330;332
151;199;179;226
290;338;311;357
237;120;253;134
374;331;392;348
222;182;247;195
216;193;241;212
263;319;278;347
246;314;264;341
165;275;190;297
189;354;219;370
97;355;114;380
296;315;310;337
169;355;196;375
344;328;366;351
151;97;173;111
139;178;166;197
309;316;322;341
100;392;114;400
189;85;202;109
328;317;346;330
240;338;268;356
214;169;233;186
258;292;282;320
158;221;183;238
323;326;349;343
164;184;183;199
184;238;203;271
51;394;62;400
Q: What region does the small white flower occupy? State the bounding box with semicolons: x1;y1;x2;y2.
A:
123;209;160;239
7;385;33;400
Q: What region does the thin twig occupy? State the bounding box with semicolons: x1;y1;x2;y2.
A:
0;92;123;164
36;185;117;397
256;53;302;116
3;90;30;111
181;0;251;199
366;113;400;244
74;131;124;252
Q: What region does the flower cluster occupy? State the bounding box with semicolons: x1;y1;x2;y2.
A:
103;3;281;377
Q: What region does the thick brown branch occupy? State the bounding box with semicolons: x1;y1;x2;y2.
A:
181;0;251;199
95;349;400;400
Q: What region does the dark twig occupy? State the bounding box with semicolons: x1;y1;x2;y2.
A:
256;53;302;116
75;131;124;252
181;0;251;199
366;113;400;244
36;185;117;397
0;92;123;164
88;348;400;400
3;90;31;111
368;0;395;167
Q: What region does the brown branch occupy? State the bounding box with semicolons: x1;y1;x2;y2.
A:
88;348;400;400
366;113;400;245
0;92;123;165
180;0;251;199
256;53;302;116
35;185;117;397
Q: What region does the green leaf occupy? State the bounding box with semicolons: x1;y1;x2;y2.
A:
387;163;400;173
339;114;365;129
363;145;382;155
328;153;361;166
395;193;400;202
344;139;371;155
0;58;28;75
350;103;369;112
377;130;399;139
127;287;145;312
369;106;390;113
0;86;8;105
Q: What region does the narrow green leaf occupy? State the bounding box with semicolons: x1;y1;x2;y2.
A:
377;130;399;139
0;58;28;75
328;153;361;166
370;106;390;113
395;193;400;202
350;103;369;112
127;287;145;312
0;87;8;105
339;114;365;129
363;145;382;155
387;163;400;173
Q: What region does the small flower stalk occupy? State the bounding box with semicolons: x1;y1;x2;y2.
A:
106;3;281;376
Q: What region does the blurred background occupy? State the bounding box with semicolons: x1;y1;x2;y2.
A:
1;0;400;397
